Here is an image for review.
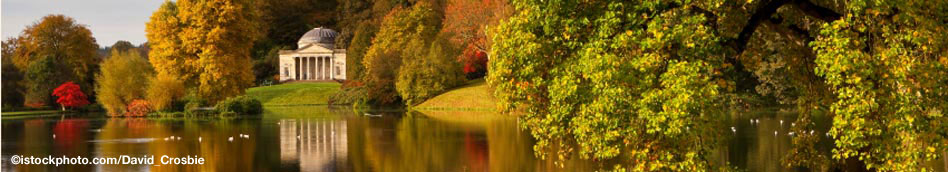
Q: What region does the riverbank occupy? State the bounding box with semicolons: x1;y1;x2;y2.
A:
413;79;497;111
245;82;341;106
1;110;65;116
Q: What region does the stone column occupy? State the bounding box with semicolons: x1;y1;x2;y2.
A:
325;56;331;80
293;57;303;80
316;57;322;80
322;57;327;80
305;57;309;80
310;57;316;80
329;56;334;80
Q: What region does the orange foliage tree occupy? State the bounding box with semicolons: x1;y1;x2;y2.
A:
443;0;511;78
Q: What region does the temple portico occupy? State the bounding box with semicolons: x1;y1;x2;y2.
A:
279;27;347;82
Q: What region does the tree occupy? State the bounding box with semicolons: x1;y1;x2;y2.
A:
809;1;948;171
96;49;153;116
489;0;947;171
396;34;465;105
146;0;262;103
146;75;185;112
344;21;378;81
24;56;67;107
362;4;442;105
108;40;136;56
52;82;90;110
443;0;511;78
12;15;99;106
2;38;25;108
258;0;338;49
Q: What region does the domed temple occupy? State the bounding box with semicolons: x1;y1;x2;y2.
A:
279;27;347;81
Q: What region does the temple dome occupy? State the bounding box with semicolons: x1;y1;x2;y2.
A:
298;27;338;48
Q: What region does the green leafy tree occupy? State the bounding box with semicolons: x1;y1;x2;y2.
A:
810;1;948;171
396;34;465;105
24;56;69;107
362;4;442;104
344;21;378;81
489;0;947;171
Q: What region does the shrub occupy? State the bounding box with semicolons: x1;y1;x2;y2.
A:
78;103;104;112
125;99;152;117
181;95;208;113
146;76;185;111
214;95;262;115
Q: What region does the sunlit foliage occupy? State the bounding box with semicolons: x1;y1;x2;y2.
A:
95;49;153;116
146;0;261;103
12;15;99;106
489;0;947;171
811;1;948;171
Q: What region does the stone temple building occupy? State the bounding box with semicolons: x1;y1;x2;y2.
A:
279;27;346;82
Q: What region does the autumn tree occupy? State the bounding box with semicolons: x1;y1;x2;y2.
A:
108;40;136;56
12;15;99;106
52;82;90;110
443;0;511;78
146;0;261;103
146;75;185;112
95;49;153;116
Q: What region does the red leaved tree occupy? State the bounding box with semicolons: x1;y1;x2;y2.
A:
443;0;512;79
52;82;89;110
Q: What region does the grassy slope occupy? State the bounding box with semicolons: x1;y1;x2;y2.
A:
414;79;498;111
245;82;340;106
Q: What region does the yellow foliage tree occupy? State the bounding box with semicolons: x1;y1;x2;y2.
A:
146;0;261;103
146;76;185;112
95;49;154;116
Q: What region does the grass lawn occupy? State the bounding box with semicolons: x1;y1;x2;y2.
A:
414;79;498;111
246;82;341;106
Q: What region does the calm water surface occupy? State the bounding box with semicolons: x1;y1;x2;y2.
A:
2;106;946;171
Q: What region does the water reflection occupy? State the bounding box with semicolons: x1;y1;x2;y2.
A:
279;118;348;171
1;107;945;172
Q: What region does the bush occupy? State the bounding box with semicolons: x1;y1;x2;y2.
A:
146;76;185;111
182;95;208;113
214;95;262;115
125;99;152;117
78;103;104;112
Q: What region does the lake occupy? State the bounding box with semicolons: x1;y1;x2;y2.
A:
2;106;946;171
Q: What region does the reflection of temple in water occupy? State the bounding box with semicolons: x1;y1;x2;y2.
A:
280;119;348;171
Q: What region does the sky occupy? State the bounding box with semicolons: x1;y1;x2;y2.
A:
2;0;165;46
